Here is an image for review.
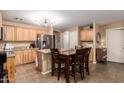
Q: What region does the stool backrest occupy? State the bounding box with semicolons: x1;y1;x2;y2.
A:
82;48;91;63
0;52;7;65
50;48;60;63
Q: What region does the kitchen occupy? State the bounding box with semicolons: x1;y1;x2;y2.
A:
0;10;124;83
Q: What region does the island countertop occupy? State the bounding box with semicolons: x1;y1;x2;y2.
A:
37;49;51;54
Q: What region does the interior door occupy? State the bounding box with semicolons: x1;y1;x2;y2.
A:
107;29;124;63
63;31;69;50
69;30;78;49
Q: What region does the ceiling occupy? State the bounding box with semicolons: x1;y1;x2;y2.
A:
2;10;124;30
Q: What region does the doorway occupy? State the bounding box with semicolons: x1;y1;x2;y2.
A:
107;28;124;63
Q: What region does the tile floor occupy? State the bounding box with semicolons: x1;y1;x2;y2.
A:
15;62;124;83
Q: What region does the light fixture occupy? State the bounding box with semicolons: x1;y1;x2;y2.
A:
14;17;23;21
34;18;55;26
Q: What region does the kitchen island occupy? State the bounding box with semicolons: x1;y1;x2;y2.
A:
36;49;52;75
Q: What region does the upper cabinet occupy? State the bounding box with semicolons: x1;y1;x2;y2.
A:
3;25;15;41
36;29;48;35
0;11;2;27
16;27;23;41
3;25;48;41
80;29;93;41
30;29;36;41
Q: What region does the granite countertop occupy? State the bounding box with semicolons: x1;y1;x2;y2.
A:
6;51;15;58
0;50;15;58
37;49;51;54
12;48;37;51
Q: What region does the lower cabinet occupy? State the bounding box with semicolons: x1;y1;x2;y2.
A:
14;51;23;65
14;49;36;66
4;57;15;83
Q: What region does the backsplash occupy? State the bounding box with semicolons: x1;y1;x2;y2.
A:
0;42;31;50
81;42;93;48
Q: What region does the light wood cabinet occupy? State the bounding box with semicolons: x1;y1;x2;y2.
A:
3;26;15;41
2;25;47;41
4;57;15;83
0;11;2;27
16;27;23;41
36;29;48;35
14;49;36;65
32;50;36;62
23;28;29;41
23;49;35;63
16;27;30;41
30;29;36;41
80;29;93;41
14;51;23;65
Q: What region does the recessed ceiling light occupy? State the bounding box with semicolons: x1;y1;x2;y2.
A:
14;17;23;21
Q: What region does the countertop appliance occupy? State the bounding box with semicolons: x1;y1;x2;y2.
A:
29;42;36;48
36;34;55;49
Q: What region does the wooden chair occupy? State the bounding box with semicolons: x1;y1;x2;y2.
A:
50;49;65;80
70;49;84;82
0;52;9;83
82;48;91;75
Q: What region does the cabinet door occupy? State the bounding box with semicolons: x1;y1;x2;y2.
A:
80;29;93;41
23;50;29;63
14;51;23;65
6;57;15;83
87;30;93;41
3;26;15;41
31;50;36;62
28;50;32;63
36;29;42;34
80;30;87;41
36;29;48;35
16;27;23;41
20;28;30;41
0;12;2;27
30;29;36;41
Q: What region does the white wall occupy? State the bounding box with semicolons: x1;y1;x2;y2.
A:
62;27;78;50
63;31;69;50
69;28;78;49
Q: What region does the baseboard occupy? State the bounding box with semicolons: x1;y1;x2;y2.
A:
41;70;51;75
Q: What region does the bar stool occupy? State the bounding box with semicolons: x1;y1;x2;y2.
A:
51;49;66;80
70;49;84;82
0;52;9;83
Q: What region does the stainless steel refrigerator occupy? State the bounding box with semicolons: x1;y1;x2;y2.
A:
36;34;55;49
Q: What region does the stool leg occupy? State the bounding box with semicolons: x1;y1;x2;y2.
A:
80;64;83;80
58;63;61;80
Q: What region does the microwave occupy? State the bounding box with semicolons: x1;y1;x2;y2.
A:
0;27;3;40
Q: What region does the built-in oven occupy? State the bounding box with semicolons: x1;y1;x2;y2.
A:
0;27;3;40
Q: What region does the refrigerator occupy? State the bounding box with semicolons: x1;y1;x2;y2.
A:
36;34;55;49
